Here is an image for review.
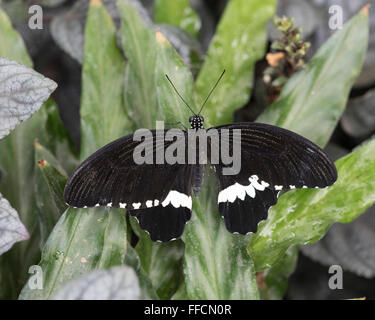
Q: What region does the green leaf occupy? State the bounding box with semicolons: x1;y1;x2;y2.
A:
257;8;369;148
80;0;129;159
0;8;32;67
43;99;80;177
171;281;188;300
118;0;196;127
34;141;67;246
154;0;201;37
19;207;127;299
135;237;184;299
124;245;159;300
258;246;298;300
195;0;277;127
129;205;185;300
154;30;196;124
118;0;158;129
35;141;67;213
250;138;375;271
44;99;76;155
183;171;259;300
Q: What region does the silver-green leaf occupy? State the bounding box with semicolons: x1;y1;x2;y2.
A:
0;58;57;139
0;193;29;256
52;266;141;300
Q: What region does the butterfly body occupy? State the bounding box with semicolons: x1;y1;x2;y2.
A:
192;164;204;196
189;115;204;129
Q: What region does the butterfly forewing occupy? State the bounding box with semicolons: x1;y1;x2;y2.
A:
211;123;337;189
64;130;196;241
209;122;337;234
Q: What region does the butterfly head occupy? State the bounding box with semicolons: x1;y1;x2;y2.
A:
189;115;204;129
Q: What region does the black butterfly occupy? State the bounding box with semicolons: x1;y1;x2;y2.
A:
64;71;337;242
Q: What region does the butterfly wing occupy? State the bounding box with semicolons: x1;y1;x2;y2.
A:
129;164;193;242
64;130;194;241
209;122;337;234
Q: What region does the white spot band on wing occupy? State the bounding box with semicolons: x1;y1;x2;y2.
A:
218;175;270;203
161;190;192;209
132;202;141;209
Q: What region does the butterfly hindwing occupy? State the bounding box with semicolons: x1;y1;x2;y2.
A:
210;122;337;234
130;206;192;242
218;186;278;234
214;171;279;234
129;164;194;241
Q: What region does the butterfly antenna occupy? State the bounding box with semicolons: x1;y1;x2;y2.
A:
165;74;196;115
198;69;226;115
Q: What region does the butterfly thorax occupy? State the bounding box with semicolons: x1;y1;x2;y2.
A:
189;115;204;129
188;115;205;194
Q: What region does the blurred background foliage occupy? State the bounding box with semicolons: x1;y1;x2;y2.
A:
0;0;374;300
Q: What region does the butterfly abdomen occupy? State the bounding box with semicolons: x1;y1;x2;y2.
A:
192;164;204;196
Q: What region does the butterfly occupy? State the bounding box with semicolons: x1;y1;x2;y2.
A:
64;71;337;242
